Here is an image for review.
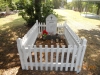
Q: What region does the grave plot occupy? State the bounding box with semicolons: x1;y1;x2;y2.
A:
34;34;68;48
17;14;87;73
35;14;68;48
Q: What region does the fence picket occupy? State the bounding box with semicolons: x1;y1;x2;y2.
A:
70;45;77;71
39;23;41;33
17;38;25;69
41;23;42;32
43;23;44;30
56;45;59;71
28;45;33;70
45;45;48;71
51;45;54;70
65;45;71;71
38;22;40;33
34;45;38;70
75;45;82;72
44;23;46;30
40;45;43;70
77;39;87;72
60;45;65;71
23;46;28;70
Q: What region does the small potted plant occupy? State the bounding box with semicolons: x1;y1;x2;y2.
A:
42;30;48;40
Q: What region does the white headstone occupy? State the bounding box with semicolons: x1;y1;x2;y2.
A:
46;14;57;34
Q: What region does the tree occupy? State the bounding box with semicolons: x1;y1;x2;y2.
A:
52;0;67;8
52;0;60;8
17;0;55;27
0;0;17;12
0;0;6;11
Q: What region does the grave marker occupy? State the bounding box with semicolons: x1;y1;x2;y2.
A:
46;14;57;34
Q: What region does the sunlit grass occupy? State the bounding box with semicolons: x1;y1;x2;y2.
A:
57;15;66;22
55;9;100;26
0;14;26;30
0;14;24;26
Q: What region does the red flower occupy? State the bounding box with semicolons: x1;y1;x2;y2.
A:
42;30;48;35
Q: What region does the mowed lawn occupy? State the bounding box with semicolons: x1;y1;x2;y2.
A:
0;10;100;75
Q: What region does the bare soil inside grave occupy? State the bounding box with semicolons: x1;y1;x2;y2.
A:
34;35;68;48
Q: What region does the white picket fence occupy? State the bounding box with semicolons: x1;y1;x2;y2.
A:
17;20;87;73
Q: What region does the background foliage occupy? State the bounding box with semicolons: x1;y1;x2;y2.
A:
66;1;100;15
0;0;18;11
17;0;56;27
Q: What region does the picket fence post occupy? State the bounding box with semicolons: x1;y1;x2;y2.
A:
77;38;87;73
23;46;28;70
45;45;48;71
39;45;43;70
71;45;77;71
56;45;59;71
51;45;54;70
60;45;65;71
75;45;82;72
28;45;33;70
34;45;38;70
65;45;71;71
17;38;25;69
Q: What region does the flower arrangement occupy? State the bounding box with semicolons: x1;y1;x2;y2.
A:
42;30;48;40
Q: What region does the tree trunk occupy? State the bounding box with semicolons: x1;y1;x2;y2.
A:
97;7;100;15
96;3;100;15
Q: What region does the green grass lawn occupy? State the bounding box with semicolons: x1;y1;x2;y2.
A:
0;14;25;28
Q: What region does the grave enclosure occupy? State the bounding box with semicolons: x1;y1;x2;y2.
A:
17;14;87;73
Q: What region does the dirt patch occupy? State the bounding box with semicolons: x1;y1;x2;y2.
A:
34;36;68;48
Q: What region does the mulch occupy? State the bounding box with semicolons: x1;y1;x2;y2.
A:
34;35;68;48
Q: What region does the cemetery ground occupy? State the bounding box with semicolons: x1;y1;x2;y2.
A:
0;9;100;75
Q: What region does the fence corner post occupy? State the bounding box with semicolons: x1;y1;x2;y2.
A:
82;38;87;45
17;38;25;70
36;20;38;25
77;38;87;73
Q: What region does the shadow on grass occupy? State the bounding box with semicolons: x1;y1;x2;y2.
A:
77;26;100;74
0;18;31;74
